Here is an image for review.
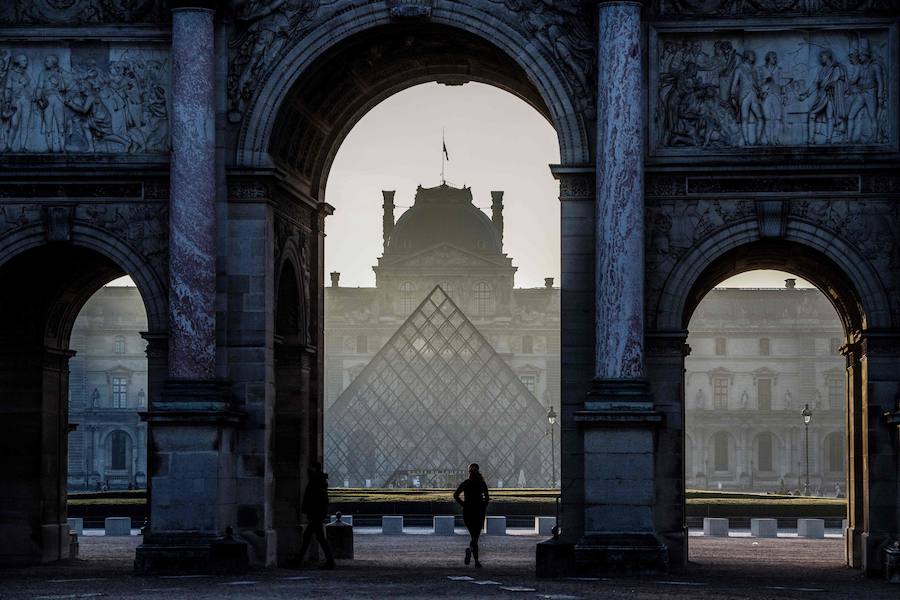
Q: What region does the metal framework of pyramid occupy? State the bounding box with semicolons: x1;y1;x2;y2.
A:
325;285;552;488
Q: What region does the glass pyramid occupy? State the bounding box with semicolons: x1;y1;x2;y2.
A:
325;285;552;488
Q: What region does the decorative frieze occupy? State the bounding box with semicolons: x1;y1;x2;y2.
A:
0;0;167;25
0;43;170;154
651;0;894;18
651;26;894;153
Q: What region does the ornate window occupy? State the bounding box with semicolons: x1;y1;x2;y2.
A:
114;335;126;354
759;338;770;356
714;337;726;356
111;376;128;408
757;377;772;411
399;282;417;314
522;335;534;354
713;432;730;472
110;431;128;471
474;282;493;316
520;374;536;393
713;377;729;409
757;432;774;472
826;373;843;409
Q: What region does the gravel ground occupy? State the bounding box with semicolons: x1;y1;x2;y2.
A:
0;534;894;599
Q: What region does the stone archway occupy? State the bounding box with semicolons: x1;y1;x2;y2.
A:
0;241;165;565
646;236;898;574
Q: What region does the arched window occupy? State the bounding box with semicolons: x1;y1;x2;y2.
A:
759;338;770;356
114;335;126;354
826;432;844;473
110;431;128;471
474;282;493;316
399;282;417;314
713;432;730;472
757;432;774;472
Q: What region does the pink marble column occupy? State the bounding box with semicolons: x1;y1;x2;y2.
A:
169;5;216;379
594;0;645;381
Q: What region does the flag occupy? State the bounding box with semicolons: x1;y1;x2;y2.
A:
442;141;449;161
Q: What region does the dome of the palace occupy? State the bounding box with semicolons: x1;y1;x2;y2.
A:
386;184;502;255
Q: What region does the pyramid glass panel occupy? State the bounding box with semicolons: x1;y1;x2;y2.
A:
325;285;552;488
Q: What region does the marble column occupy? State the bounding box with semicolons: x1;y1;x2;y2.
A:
594;0;645;382
168;3;216;379
574;1;667;575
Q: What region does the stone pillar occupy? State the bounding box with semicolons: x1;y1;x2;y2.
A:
135;2;243;573
574;0;667;575
168;2;216;380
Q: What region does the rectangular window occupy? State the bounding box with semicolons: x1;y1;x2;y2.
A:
114;336;125;354
759;338;770;356
111;377;127;408
713;377;728;409
714;338;726;356
357;335;368;354
829;337;841;355
827;376;843;409
757;378;772;411
522;336;533;354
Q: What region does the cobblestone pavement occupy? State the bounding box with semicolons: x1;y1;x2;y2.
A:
0;533;895;599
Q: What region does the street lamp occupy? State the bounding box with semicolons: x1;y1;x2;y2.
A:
546;406;558;488
546;405;559;538
801;403;813;495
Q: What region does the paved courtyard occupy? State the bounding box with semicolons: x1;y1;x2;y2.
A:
0;532;895;599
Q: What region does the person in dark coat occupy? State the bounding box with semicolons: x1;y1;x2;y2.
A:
453;463;490;568
297;461;335;569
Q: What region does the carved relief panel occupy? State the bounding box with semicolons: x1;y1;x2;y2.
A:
0;43;169;154
0;1;167;25
649;24;896;155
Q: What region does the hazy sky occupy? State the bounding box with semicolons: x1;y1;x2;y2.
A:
324;82;561;289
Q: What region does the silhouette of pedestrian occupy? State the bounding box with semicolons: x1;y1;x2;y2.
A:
297;461;335;569
454;463;490;568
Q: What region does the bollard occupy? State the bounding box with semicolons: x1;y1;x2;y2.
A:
104;517;131;536
67;517;84;535
535;516;555;537
703;518;729;537
797;518;825;539
382;515;403;535
433;515;456;535
750;518;777;538
485;516;506;535
326;512;354;559
885;540;900;584
68;532;79;560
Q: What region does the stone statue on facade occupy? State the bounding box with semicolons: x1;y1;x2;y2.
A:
799;49;848;145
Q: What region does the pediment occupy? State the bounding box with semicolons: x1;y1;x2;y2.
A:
380;243;506;269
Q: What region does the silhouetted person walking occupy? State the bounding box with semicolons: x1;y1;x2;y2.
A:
297;462;335;569
454;463;489;568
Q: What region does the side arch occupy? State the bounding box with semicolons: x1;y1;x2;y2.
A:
653;224;892;334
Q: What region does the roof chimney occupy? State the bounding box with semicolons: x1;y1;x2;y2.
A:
330;272;340;288
491;191;504;247
382;191;395;252
544;277;554;289
785;278;796;289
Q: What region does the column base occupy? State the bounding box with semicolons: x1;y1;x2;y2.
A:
134;533;249;574
535;538;576;578
575;533;668;575
862;532;891;577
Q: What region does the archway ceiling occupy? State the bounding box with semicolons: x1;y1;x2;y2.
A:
270;23;551;199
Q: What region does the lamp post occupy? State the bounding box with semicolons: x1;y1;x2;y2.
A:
546;405;558;488
546;405;559;538
801;403;812;495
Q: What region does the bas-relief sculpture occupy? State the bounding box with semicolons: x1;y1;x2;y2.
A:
0;0;166;25
0;45;169;154
652;28;893;152
225;0;595;121
652;0;893;16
